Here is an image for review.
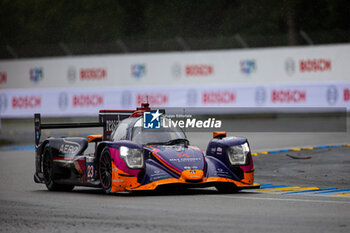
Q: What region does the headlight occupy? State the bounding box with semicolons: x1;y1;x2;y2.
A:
119;146;144;169
226;142;250;165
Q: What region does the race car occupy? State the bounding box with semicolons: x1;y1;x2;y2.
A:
34;103;259;193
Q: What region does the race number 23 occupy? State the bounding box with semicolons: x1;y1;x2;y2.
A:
86;163;95;180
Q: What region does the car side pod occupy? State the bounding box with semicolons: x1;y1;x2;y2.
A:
206;134;257;188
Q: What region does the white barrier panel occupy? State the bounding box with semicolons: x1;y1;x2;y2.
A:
1;82;349;118
0;44;349;90
187;82;350;109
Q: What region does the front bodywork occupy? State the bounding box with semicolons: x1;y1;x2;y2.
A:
106;137;257;192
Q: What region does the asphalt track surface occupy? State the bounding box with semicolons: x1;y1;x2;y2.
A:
1;120;350;233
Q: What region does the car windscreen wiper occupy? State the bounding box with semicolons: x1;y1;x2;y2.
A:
165;138;189;146
145;142;167;145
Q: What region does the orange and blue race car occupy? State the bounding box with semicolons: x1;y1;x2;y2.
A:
34;103;259;193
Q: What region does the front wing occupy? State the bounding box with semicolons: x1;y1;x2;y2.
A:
109;156;259;193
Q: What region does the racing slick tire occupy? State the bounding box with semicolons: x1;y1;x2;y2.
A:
42;145;75;191
99;147;112;194
215;183;239;194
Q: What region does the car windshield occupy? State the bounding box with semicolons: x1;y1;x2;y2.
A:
131;118;187;145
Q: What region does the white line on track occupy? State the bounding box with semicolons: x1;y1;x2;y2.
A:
210;195;350;204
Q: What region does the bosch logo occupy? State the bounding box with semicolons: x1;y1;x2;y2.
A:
186;65;213;76
73;94;104;107
80;68;107;80
272;89;306;103
58;92;69;110
0;93;8;113
255;87;266;106
300;59;331;72
285;58;295;76
326;86;338;105
186;89;198;107
67;67;76;82
12;96;41;109
121;91;132;108
202;91;235;104
172;63;182;79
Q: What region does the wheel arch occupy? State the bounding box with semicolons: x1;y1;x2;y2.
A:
36;139;53;173
96;142;110;159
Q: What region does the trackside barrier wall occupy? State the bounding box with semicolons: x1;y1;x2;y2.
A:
0;44;349;117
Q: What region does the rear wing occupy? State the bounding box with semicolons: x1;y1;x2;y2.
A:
34;110;134;146
98;110;134;141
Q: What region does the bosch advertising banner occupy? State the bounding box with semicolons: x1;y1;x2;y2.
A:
0;44;349;117
0;44;349;90
0;83;349;118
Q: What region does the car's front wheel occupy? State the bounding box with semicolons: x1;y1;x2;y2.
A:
99;147;112;193
42;145;74;191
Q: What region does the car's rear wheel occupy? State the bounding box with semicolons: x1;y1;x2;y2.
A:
215;183;239;194
42;145;74;191
99;147;112;193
